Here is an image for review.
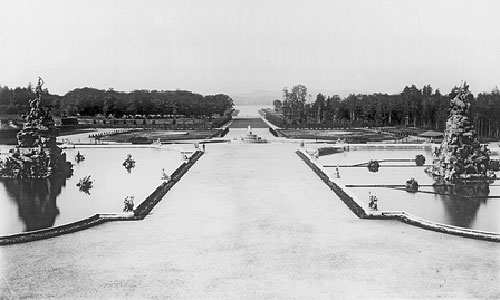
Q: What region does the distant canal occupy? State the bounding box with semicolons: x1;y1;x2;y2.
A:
0;146;188;235
318;146;500;232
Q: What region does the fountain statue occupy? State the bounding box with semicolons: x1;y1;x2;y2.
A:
77;175;94;194
430;82;496;182
0;77;73;179
238;124;267;144
123;154;136;170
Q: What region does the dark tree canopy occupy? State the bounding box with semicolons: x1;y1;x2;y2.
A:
268;84;500;140
0;86;234;119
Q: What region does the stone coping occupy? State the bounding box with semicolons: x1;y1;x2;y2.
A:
367;211;500;242
0;213;135;246
0;151;204;246
297;149;500;243
260;116;281;130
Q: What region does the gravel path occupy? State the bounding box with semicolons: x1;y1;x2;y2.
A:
1;140;499;299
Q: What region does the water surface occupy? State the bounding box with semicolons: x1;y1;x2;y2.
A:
318;147;500;232
0;146;187;235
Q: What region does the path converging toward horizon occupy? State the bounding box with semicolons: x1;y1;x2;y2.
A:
230;117;268;128
1;133;499;299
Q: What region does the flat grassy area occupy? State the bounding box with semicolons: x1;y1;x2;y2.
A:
102;129;222;143
279;128;397;143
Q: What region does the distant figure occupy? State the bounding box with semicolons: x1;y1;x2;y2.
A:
247;125;252;135
202;144;205;152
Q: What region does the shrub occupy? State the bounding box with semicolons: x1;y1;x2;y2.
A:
415;154;426;166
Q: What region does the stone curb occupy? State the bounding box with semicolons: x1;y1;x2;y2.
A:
296;150;367;218
133;151;204;219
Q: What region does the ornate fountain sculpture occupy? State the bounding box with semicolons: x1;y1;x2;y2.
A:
123;154;136;170
430;82;496;182
77;175;94;194
239;125;268;143
0;77;73;179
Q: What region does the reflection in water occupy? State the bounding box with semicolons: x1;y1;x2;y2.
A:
2;175;66;232
318;148;500;232
432;181;490;229
1;146;182;235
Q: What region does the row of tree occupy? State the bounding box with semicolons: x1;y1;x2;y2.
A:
272;85;500;139
0;85;234;119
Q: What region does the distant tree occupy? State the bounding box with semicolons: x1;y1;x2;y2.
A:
492;86;499;95
422;84;433;97
314;93;326;123
282;84;309;124
273;99;282;113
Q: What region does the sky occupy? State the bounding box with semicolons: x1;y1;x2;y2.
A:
1;0;499;99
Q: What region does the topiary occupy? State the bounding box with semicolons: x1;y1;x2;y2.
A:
415;154;426;166
367;160;379;172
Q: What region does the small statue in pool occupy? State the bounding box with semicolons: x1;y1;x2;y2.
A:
123;154;135;170
161;168;170;181
405;177;419;192
414;154;426;166
334;165;340;178
75;151;85;163
77;175;94;193
368;192;378;211
367;159;380;172
123;196;135;212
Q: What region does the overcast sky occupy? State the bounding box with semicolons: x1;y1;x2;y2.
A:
1;0;499;97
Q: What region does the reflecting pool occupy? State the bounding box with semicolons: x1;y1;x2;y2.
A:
0;146;187;235
317;146;500;232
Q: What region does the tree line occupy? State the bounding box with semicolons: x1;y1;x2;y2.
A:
271;84;500;139
0;85;234;119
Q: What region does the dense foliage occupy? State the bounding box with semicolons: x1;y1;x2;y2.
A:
0;85;234;119
272;84;500;139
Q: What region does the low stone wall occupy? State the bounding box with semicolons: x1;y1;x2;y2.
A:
0;214;110;245
88;129;136;138
134;150;204;218
366;212;500;242
296;149;500;243
0;151;204;246
296;151;367;218
317;146;345;156
274;129;288;138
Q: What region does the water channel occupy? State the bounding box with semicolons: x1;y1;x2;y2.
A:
317;146;500;232
0;145;187;235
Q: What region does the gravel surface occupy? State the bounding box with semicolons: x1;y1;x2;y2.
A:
1;139;499;299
